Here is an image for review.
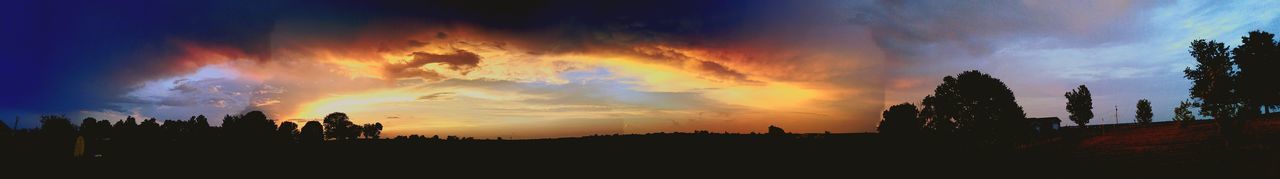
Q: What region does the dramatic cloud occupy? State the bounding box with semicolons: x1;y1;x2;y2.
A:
417;92;456;101
6;0;1274;136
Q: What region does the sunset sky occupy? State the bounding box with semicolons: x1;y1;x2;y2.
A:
2;0;1278;138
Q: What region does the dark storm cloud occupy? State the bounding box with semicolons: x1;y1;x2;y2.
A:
418;92;457;101
406;50;483;73
381;50;483;81
844;0;1167;64
1;0;277;114
1;0;845;126
696;61;760;84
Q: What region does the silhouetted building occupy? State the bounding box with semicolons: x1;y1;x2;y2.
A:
1028;117;1061;136
767;125;786;135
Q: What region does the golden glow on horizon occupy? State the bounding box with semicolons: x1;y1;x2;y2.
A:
289;88;420;119
288;51;832;121
187;27;858;138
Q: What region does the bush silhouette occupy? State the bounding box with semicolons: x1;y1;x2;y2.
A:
362;122;383;139
878;103;923;135
39;115;76;157
323;112;361;140
1173;100;1196;127
277;121;299;143
300;121;324;144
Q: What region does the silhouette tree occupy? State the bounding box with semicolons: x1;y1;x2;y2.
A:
223;111;278;142
169;115;211;141
922;71;1029;144
95;120;112;129
161;118;192;141
1186;39;1246;141
921;94;956;133
1173;100;1196;127
0;120;10;144
115;116;138;129
300;121;324;144
111;116;140;145
194;115;210;128
1136;99;1153;125
323;112;362;140
1232;30;1280;116
39;115;76;156
1185;39;1241;121
79;117;101;140
361;122;383;139
277;121;299;143
91;119;112;144
1064;85;1094;126
140;118;160;130
352;125;364;140
139;118;163;142
878;103;923;135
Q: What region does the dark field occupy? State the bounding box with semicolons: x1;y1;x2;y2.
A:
8;119;1280;177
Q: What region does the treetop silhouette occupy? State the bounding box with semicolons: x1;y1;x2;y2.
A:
1065;85;1093;126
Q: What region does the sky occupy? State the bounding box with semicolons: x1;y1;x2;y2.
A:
1;0;1278;139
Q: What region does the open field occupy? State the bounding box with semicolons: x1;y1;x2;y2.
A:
9;118;1280;177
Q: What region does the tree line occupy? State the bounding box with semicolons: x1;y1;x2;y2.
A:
878;30;1280;144
0;111;384;158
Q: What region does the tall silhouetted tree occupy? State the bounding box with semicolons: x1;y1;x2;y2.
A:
1174;100;1196;127
878;103;923;135
1233;30;1280;116
1185;39;1241;121
1186;39;1246;141
922;70;1029;144
362;123;383;139
323;112;360;140
1136;99;1153;125
300;121;324;144
1065;85;1094;126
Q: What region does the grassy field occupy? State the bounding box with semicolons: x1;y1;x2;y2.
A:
11;118;1280;176
1048;118;1280;177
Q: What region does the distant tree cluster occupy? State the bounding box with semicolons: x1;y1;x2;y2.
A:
1185;30;1280;121
0;111;386;158
878;103;922;135
322;112;382;140
880;70;1030;144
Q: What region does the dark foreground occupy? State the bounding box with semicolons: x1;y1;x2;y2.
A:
8;120;1280;177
